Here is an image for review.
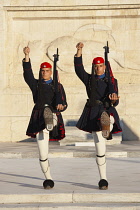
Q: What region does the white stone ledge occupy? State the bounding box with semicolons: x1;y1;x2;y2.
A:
3;5;140;12
73;193;140;203
0;193;140;204
0;151;129;158
2;0;140;7
0;203;139;210
0;194;73;204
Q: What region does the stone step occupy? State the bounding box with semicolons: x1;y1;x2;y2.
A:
0;151;128;158
0;157;140;209
60;126;122;146
0;203;140;210
0;193;140;204
60;137;122;146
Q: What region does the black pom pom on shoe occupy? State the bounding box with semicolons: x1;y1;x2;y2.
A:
98;179;108;190
43;179;54;189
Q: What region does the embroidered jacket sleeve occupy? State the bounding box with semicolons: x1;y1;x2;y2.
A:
74;55;90;86
56;83;68;112
22;59;37;94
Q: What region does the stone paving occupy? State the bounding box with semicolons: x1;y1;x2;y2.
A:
0;141;140;209
0;140;140;158
0;157;140;196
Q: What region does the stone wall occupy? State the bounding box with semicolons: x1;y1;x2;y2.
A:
0;0;140;141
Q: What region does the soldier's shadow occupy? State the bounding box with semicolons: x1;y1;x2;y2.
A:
0;172;43;189
0;172;98;190
0;179;43;189
55;179;98;190
0;171;42;180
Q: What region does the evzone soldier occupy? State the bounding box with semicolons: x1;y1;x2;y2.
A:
22;46;67;189
74;42;122;190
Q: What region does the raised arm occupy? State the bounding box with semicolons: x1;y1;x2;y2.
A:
23;46;30;62
22;46;37;92
74;42;90;86
75;42;84;57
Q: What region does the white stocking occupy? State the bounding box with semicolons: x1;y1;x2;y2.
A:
92;131;107;180
110;115;114;132
92;115;115;180
36;130;52;180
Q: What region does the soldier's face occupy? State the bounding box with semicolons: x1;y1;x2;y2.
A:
41;68;52;80
94;63;106;75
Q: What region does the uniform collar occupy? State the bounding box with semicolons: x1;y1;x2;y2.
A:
42;78;52;84
95;73;105;79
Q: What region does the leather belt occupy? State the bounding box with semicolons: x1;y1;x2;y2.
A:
96;100;103;105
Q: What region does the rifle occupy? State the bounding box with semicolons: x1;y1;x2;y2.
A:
103;42;117;92
53;48;59;93
103;41;110;77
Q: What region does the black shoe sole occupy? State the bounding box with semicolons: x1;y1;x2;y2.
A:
43;179;54;189
98;179;108;190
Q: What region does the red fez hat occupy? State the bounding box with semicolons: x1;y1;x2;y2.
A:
40;62;52;69
92;57;104;65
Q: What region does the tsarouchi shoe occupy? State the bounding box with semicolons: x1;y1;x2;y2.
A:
98;179;108;190
43;106;53;131
100;111;110;139
43;179;54;189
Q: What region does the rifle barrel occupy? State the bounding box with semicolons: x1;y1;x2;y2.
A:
53;48;59;93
